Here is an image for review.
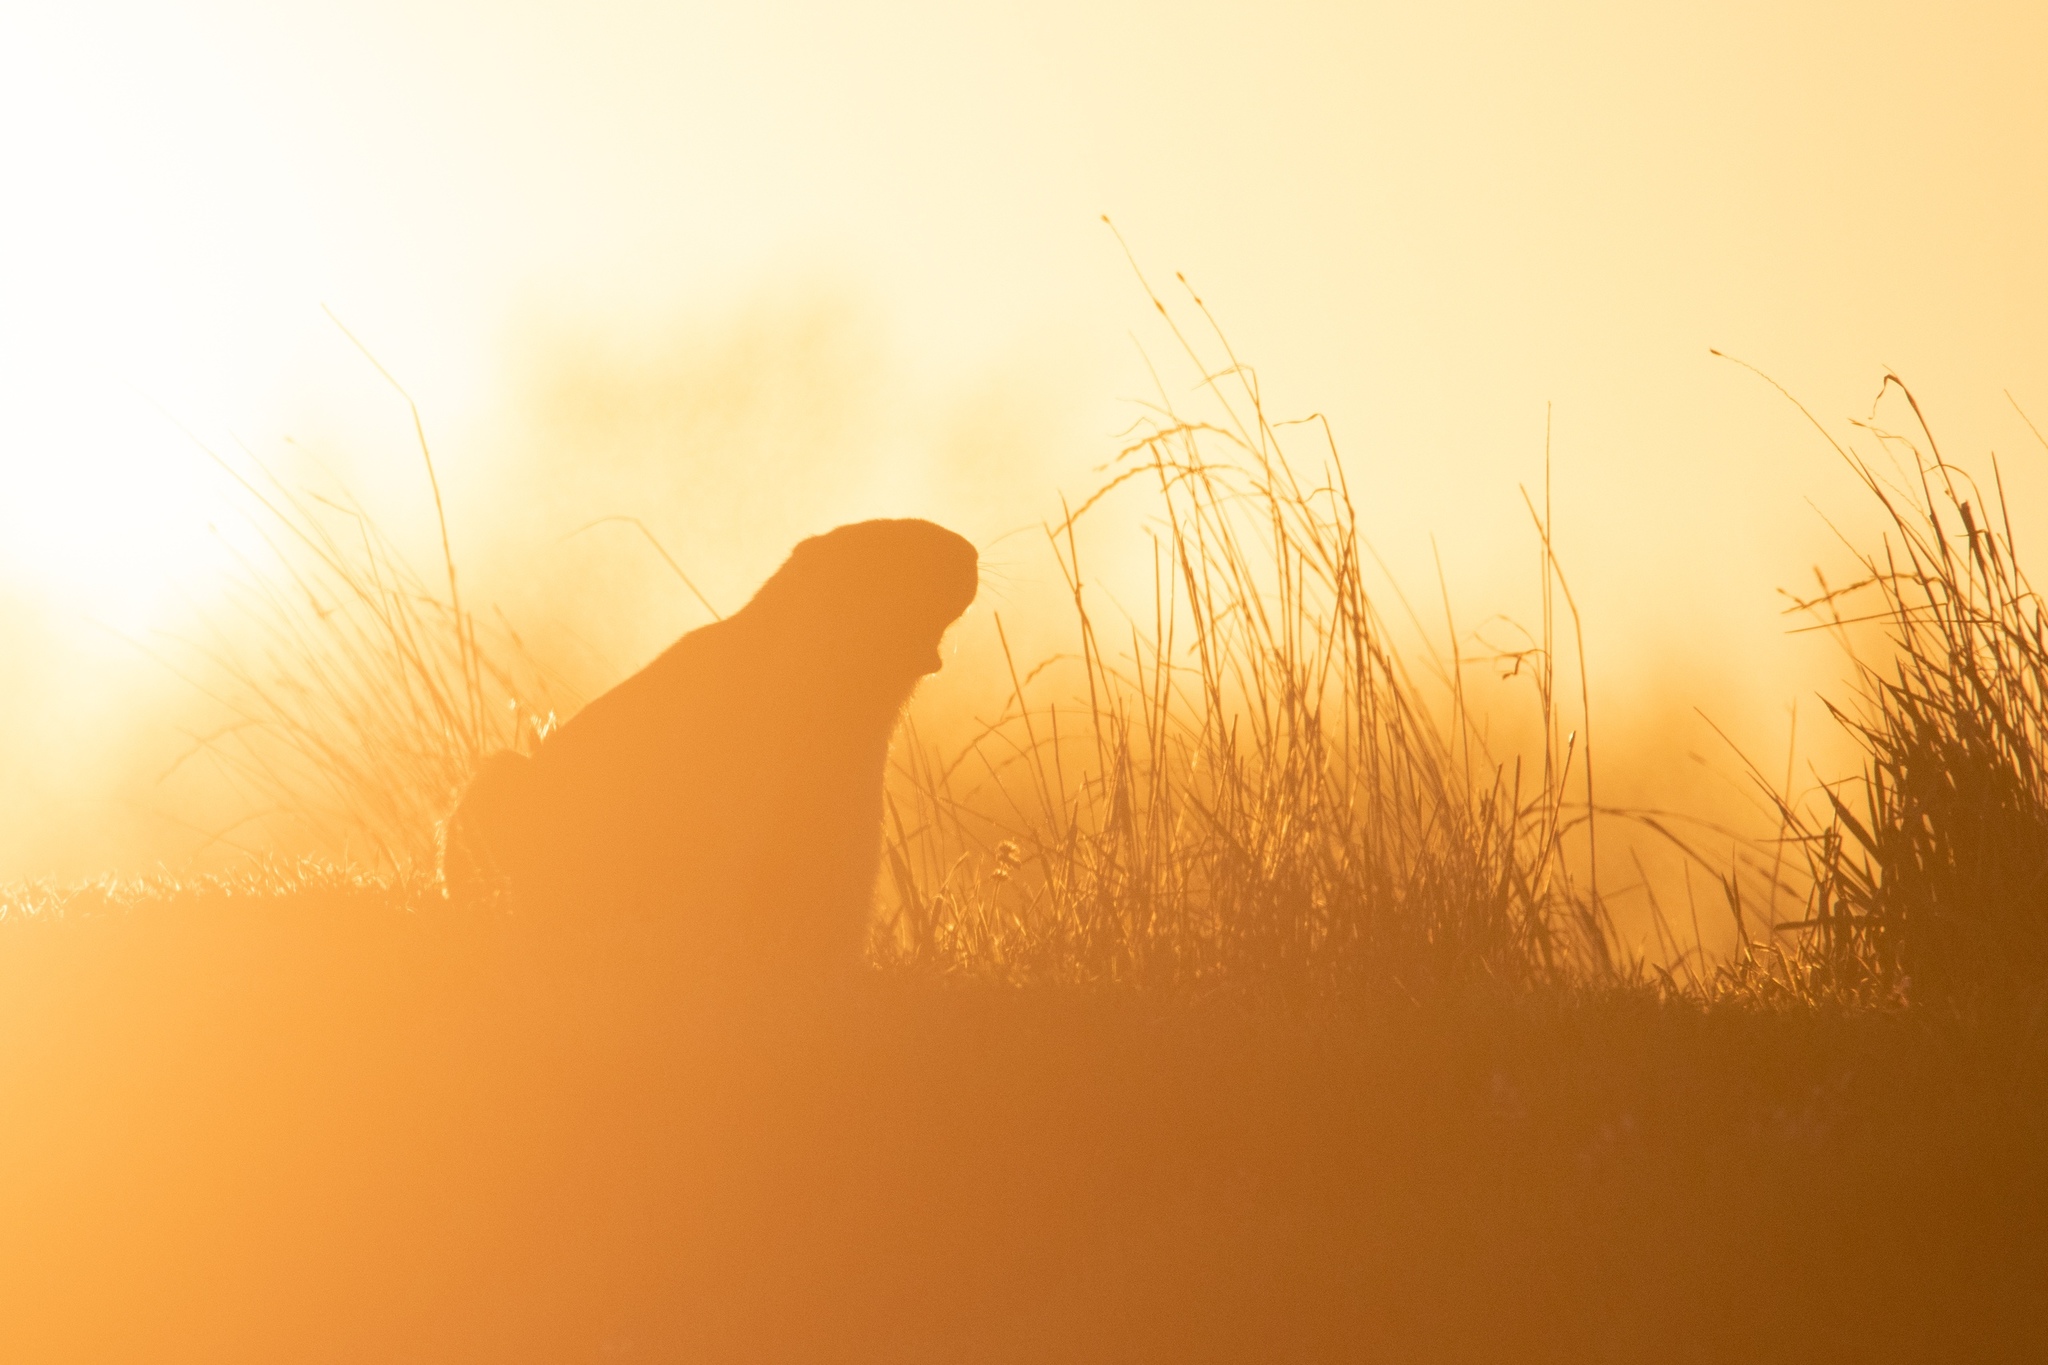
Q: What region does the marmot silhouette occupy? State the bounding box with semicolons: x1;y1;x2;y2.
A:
442;518;978;970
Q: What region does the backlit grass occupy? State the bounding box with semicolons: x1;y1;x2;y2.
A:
5;294;2046;1359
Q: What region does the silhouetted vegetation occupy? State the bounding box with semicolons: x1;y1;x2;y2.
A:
881;273;1607;997
157;408;559;870
1743;368;2048;1012
7;304;2048;1359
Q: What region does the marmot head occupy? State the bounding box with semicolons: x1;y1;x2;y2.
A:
747;518;979;684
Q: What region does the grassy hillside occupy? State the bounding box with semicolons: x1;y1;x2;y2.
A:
0;870;2043;1360
6;294;2048;1357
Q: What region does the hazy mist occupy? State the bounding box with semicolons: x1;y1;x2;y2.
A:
9;0;2048;924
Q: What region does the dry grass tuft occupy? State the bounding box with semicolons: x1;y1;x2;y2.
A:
153;368;562;874
118;314;2048;1014
877;271;1615;998
1719;364;2048;1009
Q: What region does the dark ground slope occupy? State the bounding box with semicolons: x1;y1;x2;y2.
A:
0;880;2044;1364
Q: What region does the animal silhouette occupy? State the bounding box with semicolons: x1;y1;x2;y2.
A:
443;518;978;972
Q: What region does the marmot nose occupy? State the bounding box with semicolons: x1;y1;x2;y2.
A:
950;549;981;613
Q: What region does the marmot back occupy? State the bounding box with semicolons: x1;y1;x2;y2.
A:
442;519;978;974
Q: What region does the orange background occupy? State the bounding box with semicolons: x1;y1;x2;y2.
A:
5;0;2047;881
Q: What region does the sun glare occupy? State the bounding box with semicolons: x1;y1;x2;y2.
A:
0;398;233;633
0;7;351;627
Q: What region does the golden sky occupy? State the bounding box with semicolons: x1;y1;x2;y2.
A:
5;0;2048;877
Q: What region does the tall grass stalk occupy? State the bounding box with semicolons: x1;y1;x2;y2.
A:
161;408;559;876
878;268;1615;996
